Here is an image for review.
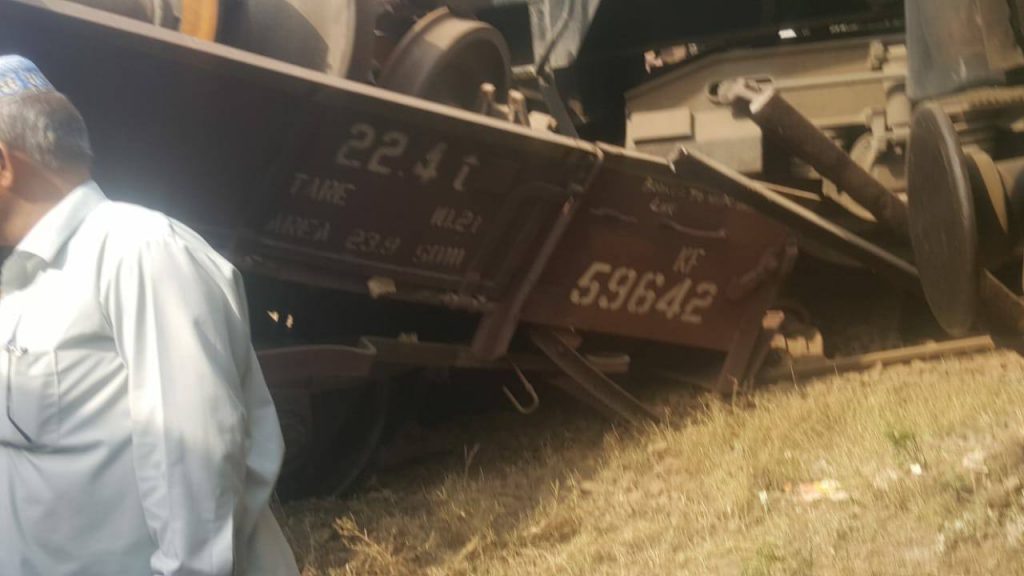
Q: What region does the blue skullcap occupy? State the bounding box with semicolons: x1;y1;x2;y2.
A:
0;55;55;100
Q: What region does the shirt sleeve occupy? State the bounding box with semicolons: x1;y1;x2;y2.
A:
103;226;252;576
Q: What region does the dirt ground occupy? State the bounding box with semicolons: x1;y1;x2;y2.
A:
277;349;1024;575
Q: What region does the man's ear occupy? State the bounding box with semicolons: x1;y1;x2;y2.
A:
0;143;13;190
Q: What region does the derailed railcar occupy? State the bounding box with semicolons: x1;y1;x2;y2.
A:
6;0;1024;498
0;0;800;496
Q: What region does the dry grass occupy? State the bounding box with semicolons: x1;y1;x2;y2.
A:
278;350;1024;575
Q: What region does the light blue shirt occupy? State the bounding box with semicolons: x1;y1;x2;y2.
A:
0;182;299;576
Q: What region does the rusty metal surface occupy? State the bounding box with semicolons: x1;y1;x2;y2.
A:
0;0;600;312
522;146;794;353
673;149;921;290
472;149;604;358
239;95;598;303
1;0;794;378
715;241;798;393
4;0;948;386
530;328;658;426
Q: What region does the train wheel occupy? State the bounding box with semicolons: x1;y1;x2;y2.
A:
378;8;512;110
275;378;391;500
217;0;383;81
907;103;979;336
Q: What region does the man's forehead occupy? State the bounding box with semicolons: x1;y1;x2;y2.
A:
0;55;56;101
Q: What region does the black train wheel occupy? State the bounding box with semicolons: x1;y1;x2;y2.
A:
274;378;391;501
378;7;512;109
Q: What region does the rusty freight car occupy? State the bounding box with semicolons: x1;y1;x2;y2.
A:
5;0;1024;497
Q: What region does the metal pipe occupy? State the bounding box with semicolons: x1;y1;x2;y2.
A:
722;82;909;234
770;70;906;92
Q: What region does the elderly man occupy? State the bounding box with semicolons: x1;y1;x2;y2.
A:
0;56;299;575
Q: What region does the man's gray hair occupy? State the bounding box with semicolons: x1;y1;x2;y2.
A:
0;92;93;171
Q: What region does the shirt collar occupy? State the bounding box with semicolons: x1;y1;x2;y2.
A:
15;180;107;264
